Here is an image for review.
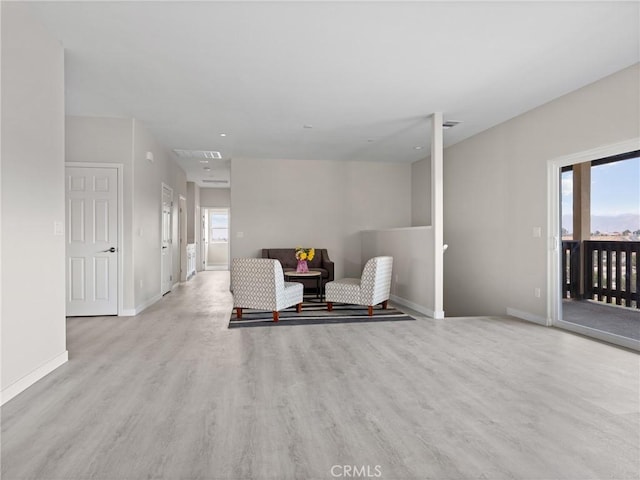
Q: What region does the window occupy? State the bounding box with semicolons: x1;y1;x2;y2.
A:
209;211;228;243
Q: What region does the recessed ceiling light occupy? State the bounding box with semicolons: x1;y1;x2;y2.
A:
199;160;209;164
203;167;211;171
220;133;227;137
414;146;424;150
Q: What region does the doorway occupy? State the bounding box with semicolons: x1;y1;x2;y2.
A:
65;164;122;316
201;207;230;270
161;184;173;295
548;140;639;351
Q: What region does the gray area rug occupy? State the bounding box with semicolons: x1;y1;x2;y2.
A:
562;300;640;340
229;299;415;328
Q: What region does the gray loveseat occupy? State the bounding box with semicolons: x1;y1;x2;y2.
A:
261;248;334;294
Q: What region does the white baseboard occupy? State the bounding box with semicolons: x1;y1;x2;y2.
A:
506;307;549;326
1;350;69;406
119;293;162;317
390;294;444;319
135;293;162;315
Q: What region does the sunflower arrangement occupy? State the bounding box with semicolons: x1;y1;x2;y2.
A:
295;247;315;261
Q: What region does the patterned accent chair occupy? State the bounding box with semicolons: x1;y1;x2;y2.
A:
231;258;304;322
325;256;393;316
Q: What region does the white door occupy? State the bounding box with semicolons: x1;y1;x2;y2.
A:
161;184;173;295
66;166;119;316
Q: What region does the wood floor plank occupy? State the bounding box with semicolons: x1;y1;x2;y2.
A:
1;271;638;480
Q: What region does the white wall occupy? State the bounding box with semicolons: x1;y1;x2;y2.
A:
200;187;230;207
66;116;187;313
186;182;203;270
66;116;136;309
186;182;198;243
231;158;412;278
362;227;435;316
207;243;229;265
1;2;68;403
132;120;186;306
411;157;431;226
443;63;640;318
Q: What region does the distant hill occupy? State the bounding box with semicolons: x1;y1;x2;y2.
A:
562;213;640;234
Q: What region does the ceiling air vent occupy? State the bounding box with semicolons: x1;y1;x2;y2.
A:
202;179;228;184
173;149;222;159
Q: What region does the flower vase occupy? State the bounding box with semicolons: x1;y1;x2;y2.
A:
296;260;309;273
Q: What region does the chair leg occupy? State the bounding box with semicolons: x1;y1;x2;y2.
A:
368;306;373;316
382;300;388;310
296;303;302;313
327;302;333;312
236;307;243;319
273;311;279;322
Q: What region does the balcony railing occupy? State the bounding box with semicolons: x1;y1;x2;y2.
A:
562;240;639;308
562;241;581;300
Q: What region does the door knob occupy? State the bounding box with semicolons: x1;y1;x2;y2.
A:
102;247;116;253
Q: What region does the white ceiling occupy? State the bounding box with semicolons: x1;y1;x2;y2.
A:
28;1;639;187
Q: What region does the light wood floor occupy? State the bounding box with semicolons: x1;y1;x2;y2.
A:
2;272;639;480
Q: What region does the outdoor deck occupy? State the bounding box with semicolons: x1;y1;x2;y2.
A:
562;299;640;340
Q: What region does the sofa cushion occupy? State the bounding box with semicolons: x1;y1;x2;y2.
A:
307;253;322;268
263;248;297;268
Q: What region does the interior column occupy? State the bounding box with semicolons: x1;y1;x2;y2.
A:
431;112;444;318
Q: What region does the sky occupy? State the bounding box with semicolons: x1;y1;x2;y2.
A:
562;155;640;219
210;212;229;228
